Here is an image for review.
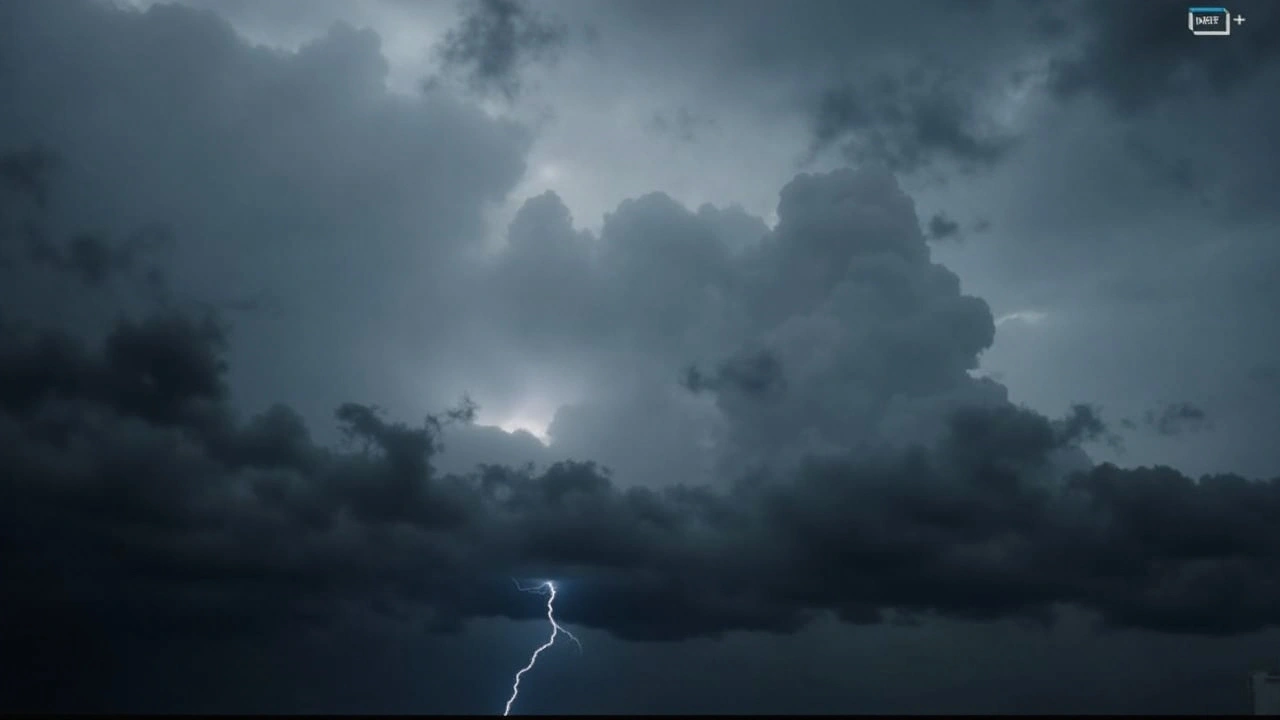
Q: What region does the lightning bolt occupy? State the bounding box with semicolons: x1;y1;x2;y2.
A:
503;580;582;716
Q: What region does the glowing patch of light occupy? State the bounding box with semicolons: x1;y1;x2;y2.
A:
503;580;582;716
536;163;563;183
497;416;551;445
494;398;556;445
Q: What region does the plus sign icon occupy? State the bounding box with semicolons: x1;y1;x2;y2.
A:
1188;6;1246;35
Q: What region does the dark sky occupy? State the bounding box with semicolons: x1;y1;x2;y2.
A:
2;0;1280;714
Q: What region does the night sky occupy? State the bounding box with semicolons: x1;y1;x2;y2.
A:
3;0;1280;714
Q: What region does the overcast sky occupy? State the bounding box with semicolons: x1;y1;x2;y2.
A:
3;0;1280;714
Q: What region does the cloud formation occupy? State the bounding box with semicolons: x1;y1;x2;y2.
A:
6;143;1280;703
4;0;1280;713
5;288;1280;662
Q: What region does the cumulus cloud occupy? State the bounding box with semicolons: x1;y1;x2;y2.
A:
474;167;1006;481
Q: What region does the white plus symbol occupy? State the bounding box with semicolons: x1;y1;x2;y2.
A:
1234;13;1247;25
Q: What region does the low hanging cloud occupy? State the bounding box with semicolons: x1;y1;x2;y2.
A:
4;288;1280;657
6;154;1280;688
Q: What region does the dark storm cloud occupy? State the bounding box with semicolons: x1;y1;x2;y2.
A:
437;0;568;99
808;78;1016;174
990;0;1280;244
5;296;1280;662
1145;402;1213;437
5;0;1280;712
0;0;531;430
1048;0;1280;114
1;147;174;297
7;147;1280;701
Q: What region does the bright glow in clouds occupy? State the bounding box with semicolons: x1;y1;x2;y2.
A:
494;397;558;445
996;310;1049;327
503;580;582;716
496;415;552;445
535;163;564;183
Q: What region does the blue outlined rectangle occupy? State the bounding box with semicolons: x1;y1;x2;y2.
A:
1189;7;1231;35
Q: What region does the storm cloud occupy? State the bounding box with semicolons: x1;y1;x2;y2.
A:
2;0;1279;714
6;140;1280;695
1048;0;1280;114
4;252;1280;661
